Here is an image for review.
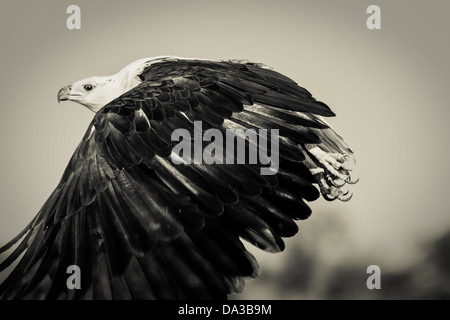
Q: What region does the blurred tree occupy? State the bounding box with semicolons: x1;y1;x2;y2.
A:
235;221;450;300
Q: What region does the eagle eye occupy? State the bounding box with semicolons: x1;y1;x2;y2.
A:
84;84;93;91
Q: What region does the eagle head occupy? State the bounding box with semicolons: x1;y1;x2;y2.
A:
57;76;123;112
57;57;152;112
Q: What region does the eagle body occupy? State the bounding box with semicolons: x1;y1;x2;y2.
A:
0;56;356;299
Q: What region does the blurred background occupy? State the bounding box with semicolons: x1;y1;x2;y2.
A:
0;0;449;299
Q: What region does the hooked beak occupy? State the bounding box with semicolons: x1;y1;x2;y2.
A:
57;85;72;103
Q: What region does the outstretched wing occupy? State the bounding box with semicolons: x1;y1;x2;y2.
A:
0;58;336;300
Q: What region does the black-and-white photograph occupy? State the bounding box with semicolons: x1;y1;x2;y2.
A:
0;0;449;306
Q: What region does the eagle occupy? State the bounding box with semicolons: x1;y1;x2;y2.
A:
0;56;357;300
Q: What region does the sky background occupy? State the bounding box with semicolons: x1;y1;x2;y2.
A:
0;0;449;299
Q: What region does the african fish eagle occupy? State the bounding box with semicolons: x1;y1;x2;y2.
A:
0;56;357;300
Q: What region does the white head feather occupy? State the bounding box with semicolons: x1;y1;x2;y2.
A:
60;57;153;112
